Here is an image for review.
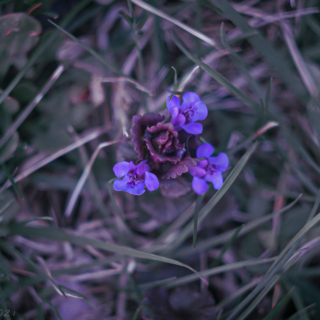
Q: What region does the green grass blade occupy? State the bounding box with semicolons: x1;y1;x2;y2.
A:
265;194;320;278
211;225;243;268
171;142;258;248
193;195;202;248
8;225;203;279
262;289;292;320
1;164;23;199
165;258;275;288
133;305;154;320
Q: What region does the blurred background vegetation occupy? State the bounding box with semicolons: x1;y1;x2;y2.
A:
1;0;320;319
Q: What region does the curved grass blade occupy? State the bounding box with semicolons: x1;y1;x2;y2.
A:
8;225;203;280
65;140;122;217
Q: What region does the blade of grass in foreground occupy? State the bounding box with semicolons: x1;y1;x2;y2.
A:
171;142;258;249
8;225;203;280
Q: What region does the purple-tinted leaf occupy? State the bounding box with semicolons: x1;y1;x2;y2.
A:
139;193;192;222
160;177;191;198
162;156;197;179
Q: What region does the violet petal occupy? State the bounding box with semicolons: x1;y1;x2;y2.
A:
208;153;229;172
144;172;159;191
188;165;206;177
197;159;208;168
136;160;150;175
196;143;214;158
113;161;130;178
113;175;131;191
192;177;208;195
171;113;186;130
182;122;203;134
166;95;180;112
180;92;201;110
191;101;208;122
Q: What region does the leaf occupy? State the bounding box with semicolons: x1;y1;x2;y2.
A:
160;177;191;198
139;192;193;223
0;13;41;76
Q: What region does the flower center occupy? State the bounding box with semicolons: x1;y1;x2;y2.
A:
127;170;145;186
181;106;195;123
206;163;217;175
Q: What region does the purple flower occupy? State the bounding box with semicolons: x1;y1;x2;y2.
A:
167;92;208;135
113;160;159;195
188;143;229;195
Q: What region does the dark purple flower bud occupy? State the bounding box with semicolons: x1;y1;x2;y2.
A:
113;160;159;195
131;113;186;164
188;143;229;194
131;113;165;161
167;92;208;135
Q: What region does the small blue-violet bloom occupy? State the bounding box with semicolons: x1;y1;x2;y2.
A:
113;160;159;195
188;143;229;195
167;92;208;135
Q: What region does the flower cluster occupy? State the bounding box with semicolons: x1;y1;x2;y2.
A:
113;92;229;196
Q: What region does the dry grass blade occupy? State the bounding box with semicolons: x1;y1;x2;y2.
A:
131;0;219;48
0;65;64;149
281;21;317;97
165;258;275;288
1;128;106;191
65;140;124;217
